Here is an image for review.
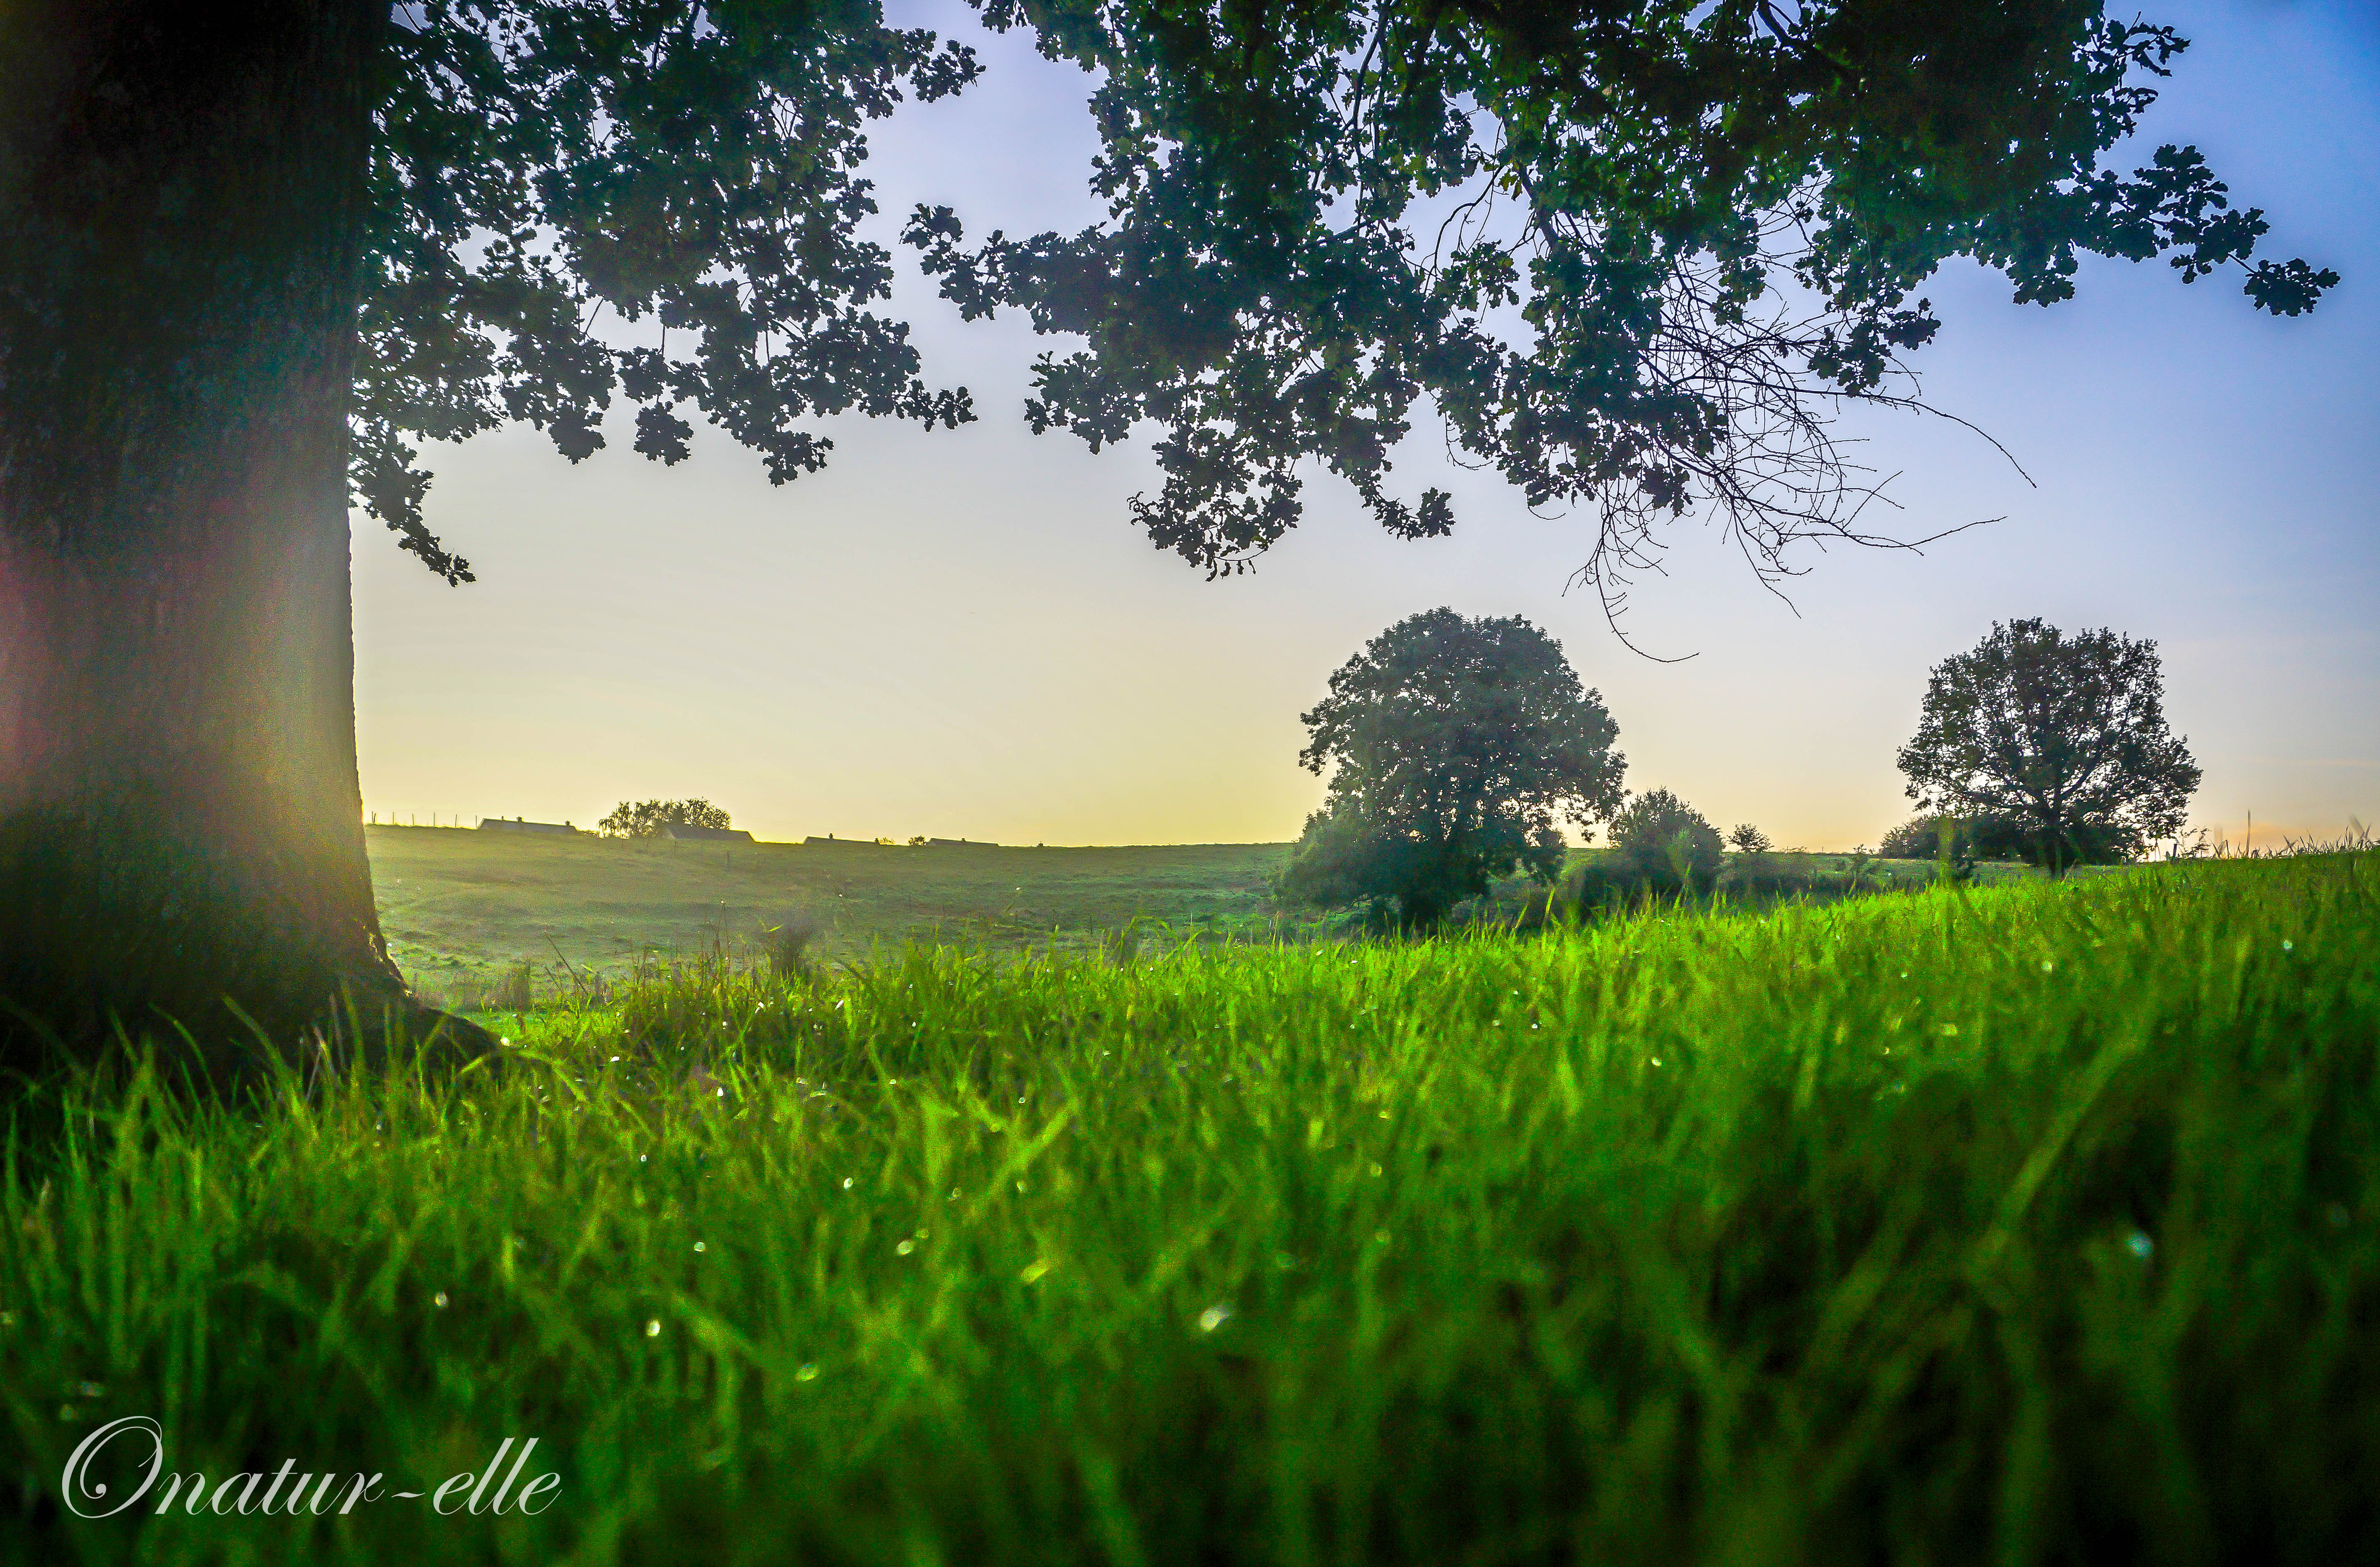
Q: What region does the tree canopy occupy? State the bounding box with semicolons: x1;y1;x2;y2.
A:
1279;608;1624;927
903;0;2335;617
343;2;2336;606
597;796;734;837
356;0;983;582
1896;617;2198;872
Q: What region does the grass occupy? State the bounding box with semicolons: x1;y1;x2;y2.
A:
367;827;1294;1003
366;825;2101;1008
3;853;2375;1564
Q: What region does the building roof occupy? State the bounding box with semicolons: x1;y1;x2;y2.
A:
479;818;576;834
662;824;754;843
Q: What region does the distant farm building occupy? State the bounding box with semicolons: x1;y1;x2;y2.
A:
664;824;755;844
479;817;576;835
925;838;997;848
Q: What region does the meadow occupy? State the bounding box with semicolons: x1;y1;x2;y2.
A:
367;827;1294;1004
366;825;2091;1007
3;852;2373;1565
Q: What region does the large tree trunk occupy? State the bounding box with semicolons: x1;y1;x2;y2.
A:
0;0;486;1079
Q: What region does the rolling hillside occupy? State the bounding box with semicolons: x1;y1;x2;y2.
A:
369;825;2100;1008
369;826;1292;1003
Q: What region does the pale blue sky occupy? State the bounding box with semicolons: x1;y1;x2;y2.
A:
355;0;2378;850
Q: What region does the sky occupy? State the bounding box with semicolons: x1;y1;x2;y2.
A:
353;0;2380;851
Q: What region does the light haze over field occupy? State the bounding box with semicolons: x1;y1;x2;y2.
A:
355;0;2379;851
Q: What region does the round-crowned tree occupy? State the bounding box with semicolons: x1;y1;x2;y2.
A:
1278;609;1625;929
1897;619;2199;875
597;798;733;840
1609;789;1726;893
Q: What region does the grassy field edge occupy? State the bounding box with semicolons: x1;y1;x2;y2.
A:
3;854;2375;1564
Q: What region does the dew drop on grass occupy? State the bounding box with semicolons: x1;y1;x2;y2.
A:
2041;960;2054;972
795;1363;820;1382
2126;1232;2154;1261
78;1381;104;1398
896;1239;916;1256
841;1178;854;1190
693;1241;706;1253
646;1319;662;1337
1197;1305;1232;1333
433;1292;449;1309
2283;940;2294;952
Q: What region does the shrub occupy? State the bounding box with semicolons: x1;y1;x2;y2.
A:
761;909;824;980
1879;813;2129;870
1879;815;1999;860
490;961;535;1012
1607;788;1725;894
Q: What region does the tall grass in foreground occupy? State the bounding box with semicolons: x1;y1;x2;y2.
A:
3;857;2377;1565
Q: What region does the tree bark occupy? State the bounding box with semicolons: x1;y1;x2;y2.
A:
0;0;488;1079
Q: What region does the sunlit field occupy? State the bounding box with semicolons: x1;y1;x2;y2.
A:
366;823;2104;1007
366;827;1295;1001
5;854;2375;1565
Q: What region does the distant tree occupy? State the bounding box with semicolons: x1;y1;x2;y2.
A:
1878;813;2032;861
1609;790;1726;894
1278;609;1625;930
1897;619;2199;875
1726;823;1774;854
598;798;733;840
1881;816;1951;859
